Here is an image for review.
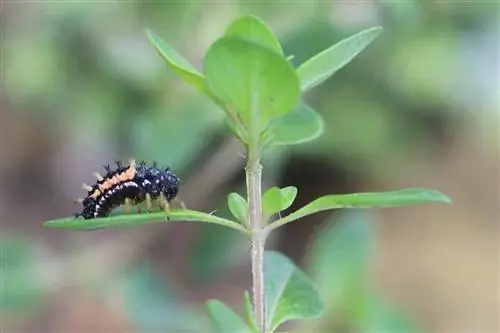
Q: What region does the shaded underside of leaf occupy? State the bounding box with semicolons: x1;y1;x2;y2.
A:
269;103;324;145
43;209;247;234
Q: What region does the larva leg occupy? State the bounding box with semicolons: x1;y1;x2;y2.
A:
82;183;93;191
174;197;186;209
145;193;153;212
93;172;104;181
159;193;171;216
124;198;133;214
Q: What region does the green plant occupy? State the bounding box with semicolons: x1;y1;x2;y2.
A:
44;15;451;333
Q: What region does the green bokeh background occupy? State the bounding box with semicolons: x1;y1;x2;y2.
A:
1;1;498;332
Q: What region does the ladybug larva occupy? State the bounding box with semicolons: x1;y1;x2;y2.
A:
74;159;183;219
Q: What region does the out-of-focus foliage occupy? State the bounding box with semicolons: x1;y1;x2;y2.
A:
2;0;497;332
306;210;417;333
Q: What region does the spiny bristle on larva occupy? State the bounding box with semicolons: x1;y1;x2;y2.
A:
82;183;93;191
128;158;136;168
93;172;104;181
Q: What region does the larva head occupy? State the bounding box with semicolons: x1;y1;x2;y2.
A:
159;169;180;201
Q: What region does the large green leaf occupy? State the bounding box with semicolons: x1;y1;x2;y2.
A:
206;299;253;333
297;27;383;91
262;186;298;221
266;188;451;232
224;15;283;55
146;29;222;106
264;251;324;332
227;192;248;224
269;103;324;145
43;209;248;234
204;37;300;124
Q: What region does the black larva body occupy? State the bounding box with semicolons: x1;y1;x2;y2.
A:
75;160;180;220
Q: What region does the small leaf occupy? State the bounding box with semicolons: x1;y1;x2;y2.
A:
266;188;451;232
243;291;259;332
269;103;324;145
204;37;300;123
206;299;252;333
297;26;383;91
43;209;248;234
228;192;248;223
146;28;223;107
262;186;298;220
224;15;283;55
264;251;324;332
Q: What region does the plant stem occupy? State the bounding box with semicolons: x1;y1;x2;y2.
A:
246;142;266;332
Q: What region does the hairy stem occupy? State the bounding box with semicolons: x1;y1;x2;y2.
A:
246;142;266;332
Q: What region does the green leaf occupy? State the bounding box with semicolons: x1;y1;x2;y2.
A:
145;28;223;107
224;15;283;55
262;186;298;220
243;291;259;332
266;188;451;232
228;192;248;223
297;26;383;91
206;299;252;333
264;251;324;332
204;37;300;123
269;103;324;145
43;209;248;234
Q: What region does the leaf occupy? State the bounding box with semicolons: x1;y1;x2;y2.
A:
224;15;283;55
264;251;324;332
297;26;383;91
206;299;252;333
269;103;324;145
43;209;248;234
266;188;451;232
145;28;223;107
227;192;248;223
204;37;300;123
262;186;298;220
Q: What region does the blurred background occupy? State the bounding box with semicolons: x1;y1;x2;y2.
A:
1;1;498;332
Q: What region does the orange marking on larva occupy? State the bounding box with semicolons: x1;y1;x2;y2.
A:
90;189;101;199
96;165;136;192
